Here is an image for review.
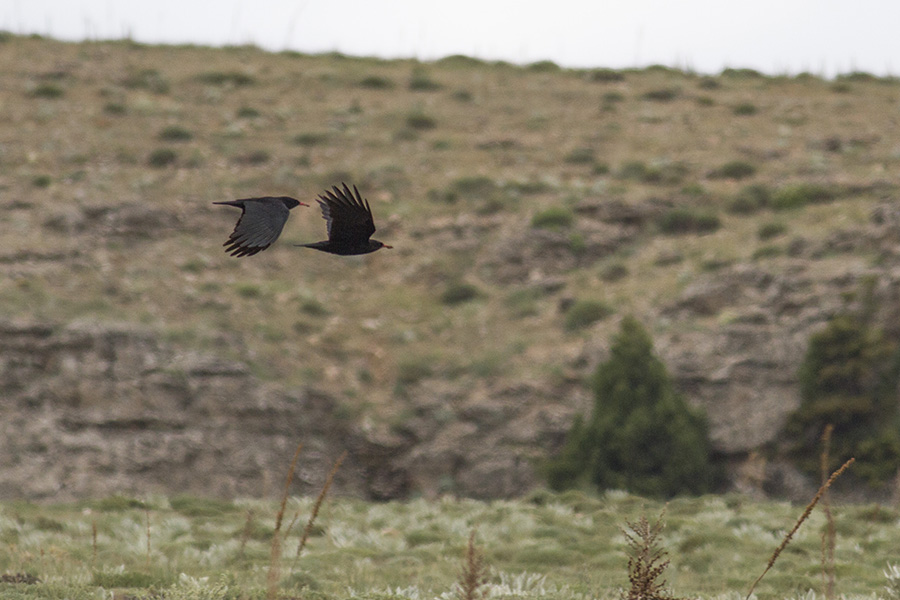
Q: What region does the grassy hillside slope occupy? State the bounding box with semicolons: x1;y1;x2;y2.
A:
3;35;900;500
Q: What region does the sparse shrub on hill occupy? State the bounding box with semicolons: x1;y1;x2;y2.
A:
31;175;51;188
236;106;260;118
785;299;900;486
532;206;574;229
564;147;596;165
406;109;437;130
451;89;474;102
642;88;680;102
708;160;757;180
103;101;126;115
618;160;689;185
728;183;771;214
359;75;395;89
122;68;170;93
656;207;720;235
441;282;482;305
292;132;329;146
449;176;498;199
757;221;787;240
721;67;765;79
546;317;713;497
158;125;193;142
770;183;835;210
148;148;177;168
563;299;613;331
409;68;442;91
588;68;625;82
195;71;255;86
527;60;561;73
602;91;625;104
30;82;65;98
732;102;758;116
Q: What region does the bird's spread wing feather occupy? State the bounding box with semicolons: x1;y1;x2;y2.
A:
217;198;292;256
315;183;376;245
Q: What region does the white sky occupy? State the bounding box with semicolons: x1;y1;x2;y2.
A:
4;0;900;77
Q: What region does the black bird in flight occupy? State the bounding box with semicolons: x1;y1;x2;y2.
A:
214;196;307;257
297;183;392;255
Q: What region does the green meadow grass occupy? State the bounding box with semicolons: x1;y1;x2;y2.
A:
1;492;898;599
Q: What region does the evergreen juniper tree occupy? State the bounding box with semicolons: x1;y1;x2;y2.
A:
547;316;712;497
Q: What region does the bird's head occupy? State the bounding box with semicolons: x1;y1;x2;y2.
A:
280;197;309;209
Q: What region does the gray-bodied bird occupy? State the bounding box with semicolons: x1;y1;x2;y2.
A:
214;196;307;257
297;183;392;255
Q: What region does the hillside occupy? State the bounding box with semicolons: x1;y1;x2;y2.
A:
2;34;900;500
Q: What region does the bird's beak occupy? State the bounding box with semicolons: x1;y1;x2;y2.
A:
299;202;310;206
384;245;393;249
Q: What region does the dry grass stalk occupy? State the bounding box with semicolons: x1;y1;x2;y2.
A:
819;424;836;600
622;509;680;600
145;509;151;570
456;529;489;600
238;509;254;560
293;450;347;559
91;517;97;570
267;441;304;600
745;457;855;600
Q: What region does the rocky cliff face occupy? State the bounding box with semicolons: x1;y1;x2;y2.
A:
5;201;900;502
0;318;586;502
0;320;360;500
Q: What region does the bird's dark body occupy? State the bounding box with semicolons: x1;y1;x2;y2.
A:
214;196;305;256
298;240;387;255
298;183;391;255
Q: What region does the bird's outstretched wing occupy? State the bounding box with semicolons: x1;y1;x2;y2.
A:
316;183;376;245
214;197;294;257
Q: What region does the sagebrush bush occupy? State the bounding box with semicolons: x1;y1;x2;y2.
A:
527;60;561;72
359;75;395;89
31;82;65;98
618;160;689;185
709;160;757;180
770;183;835;210
441;282;482;305
564;147;596;165
158;125;193;142
292;132;329;146
727;184;771;214
642;88;679;102
588;68;625;82
122;68;170;93
148;148;177;168
409;69;441;91
656;207;720;234
449;176;497;198
31;175;52;188
757;221;787;240
406;110;437;130
195;71;255;86
563;300;612;331
103;101;126;115
546;317;712;497
532;207;574;229
236;106;261;118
